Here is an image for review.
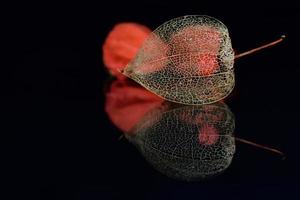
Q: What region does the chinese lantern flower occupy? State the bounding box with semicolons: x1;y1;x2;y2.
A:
102;23;151;79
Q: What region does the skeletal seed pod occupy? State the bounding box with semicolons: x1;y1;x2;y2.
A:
126;102;236;181
123;15;235;105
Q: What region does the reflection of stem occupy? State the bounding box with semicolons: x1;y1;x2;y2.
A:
235;137;285;159
118;134;124;141
234;35;286;59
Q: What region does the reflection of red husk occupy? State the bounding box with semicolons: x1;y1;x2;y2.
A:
198;124;220;145
105;79;164;133
103;23;151;79
169;26;221;76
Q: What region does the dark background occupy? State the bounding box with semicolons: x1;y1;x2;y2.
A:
3;1;300;199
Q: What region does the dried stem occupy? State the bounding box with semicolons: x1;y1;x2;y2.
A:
234;35;286;59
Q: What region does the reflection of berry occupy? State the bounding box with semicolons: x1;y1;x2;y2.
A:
169;26;221;76
198;124;219;145
179;104;224;125
103;23;151;79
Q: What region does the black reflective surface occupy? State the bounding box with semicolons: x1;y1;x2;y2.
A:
5;1;300;199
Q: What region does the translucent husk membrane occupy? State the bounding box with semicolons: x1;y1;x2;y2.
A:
126;102;235;181
123;15;235;105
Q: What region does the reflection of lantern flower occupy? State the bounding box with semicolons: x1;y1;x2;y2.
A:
104;79;163;133
126;102;236;181
104;82;285;180
178;103;224;146
102;23;151;79
198;124;219;145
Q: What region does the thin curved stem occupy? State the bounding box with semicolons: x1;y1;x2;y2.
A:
234;35;286;59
